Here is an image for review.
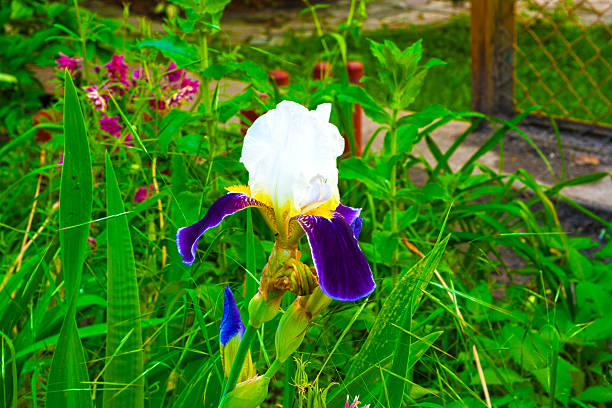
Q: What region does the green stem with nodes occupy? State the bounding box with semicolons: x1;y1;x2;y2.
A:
219;324;257;407
72;0;89;83
193;1;215;162
389;108;400;284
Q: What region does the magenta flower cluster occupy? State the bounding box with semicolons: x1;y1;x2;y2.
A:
55;52;83;76
99;113;133;147
55;53;200;113
55;52;200;154
134;184;154;203
154;61;201;110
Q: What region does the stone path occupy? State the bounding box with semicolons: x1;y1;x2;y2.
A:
220;0;612;44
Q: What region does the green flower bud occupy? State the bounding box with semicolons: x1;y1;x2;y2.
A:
221;336;256;382
220;375;270;408
248;291;283;328
275;288;332;363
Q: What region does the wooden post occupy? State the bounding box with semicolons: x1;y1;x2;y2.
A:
471;0;516;117
313;62;333;81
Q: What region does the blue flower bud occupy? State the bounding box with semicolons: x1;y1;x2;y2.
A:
220;286;244;346
220;286;255;381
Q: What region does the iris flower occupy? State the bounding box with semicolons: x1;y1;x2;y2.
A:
176;101;375;301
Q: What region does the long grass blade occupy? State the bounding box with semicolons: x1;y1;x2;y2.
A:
103;152;144;408
45;70;93;408
328;234;450;406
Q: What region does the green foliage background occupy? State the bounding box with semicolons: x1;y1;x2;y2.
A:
0;1;611;407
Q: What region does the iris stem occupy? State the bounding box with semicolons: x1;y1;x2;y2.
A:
264;359;282;378
219;324;257;406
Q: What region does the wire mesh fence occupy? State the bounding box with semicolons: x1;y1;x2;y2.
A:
514;0;612;127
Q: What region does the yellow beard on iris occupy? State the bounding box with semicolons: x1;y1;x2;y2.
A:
225;184;338;238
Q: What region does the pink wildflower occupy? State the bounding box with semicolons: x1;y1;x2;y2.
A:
55;52;83;76
99;113;122;138
57;152;64;166
346;396;369;408
167;77;200;108
164;62;185;84
180;77;200;98
84;85;106;110
124;132;134;147
149;95;167;112
134;184;155;203
88;236;97;252
105;54;129;82
131;67;147;87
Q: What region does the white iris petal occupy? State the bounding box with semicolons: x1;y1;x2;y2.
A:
240;100;344;217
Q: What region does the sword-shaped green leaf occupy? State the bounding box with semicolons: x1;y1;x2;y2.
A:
45;70;93;408
328;234;450;406
104;152;144;408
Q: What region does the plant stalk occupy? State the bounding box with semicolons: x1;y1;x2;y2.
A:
73;0;90;82
264;359;282;378
389;108;400;284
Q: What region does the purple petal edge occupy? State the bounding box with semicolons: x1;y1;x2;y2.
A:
296;213;375;301
176;192;262;266
220;286;245;346
335;203;363;238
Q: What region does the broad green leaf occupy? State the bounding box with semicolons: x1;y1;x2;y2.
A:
218;88;257;123
158;110;194;153
580;386;612;403
204;61;271;93
397;104;453;128
334;84;390;124
138;36;198;67
16;318;168;360
103;153;144;408
205;0;232;14
339;157;389;195
45;70;93;408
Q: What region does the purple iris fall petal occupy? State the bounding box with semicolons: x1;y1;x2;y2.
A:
296;213;375;301
335;203;363;238
176;192;263;266
220;286;245;346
